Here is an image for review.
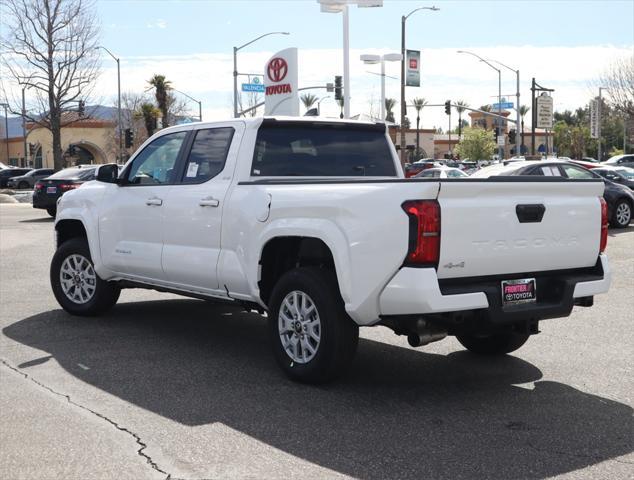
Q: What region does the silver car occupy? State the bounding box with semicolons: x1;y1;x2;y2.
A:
6;168;55;189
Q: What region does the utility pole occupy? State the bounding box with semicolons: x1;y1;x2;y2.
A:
21;87;27;167
598;87;603;162
0;103;9;164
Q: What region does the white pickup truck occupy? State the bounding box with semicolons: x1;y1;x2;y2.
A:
51;117;611;383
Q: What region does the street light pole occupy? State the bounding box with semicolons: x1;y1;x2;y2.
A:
233;31;290;118
96;46;122;163
491;59;520;155
172;88;203;122
457;50;502;158
21;87;27;166
400;6;439;165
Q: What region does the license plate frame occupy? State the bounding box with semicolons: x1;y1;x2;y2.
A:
46;186;57;194
501;278;537;306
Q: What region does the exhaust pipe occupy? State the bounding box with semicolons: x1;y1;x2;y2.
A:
407;318;447;347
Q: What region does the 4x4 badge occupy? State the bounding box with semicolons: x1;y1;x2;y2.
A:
443;261;465;269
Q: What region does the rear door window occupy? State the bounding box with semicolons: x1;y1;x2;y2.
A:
251;122;397;177
561;164;594;179
180;127;234;184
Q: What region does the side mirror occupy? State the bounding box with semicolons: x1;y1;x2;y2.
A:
96;163;120;184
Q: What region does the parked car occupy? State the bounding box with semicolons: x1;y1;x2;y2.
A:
581;157;599;163
592;166;634;190
569;159;601;169
404;159;440;178
473;160;634;228
414;166;468;178
0;168;32;188
33;166;97;217
603;154;634;169
49;117;610;383
6;168;55;189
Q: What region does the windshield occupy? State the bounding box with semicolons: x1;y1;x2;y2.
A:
47;167;96;180
614;167;634;179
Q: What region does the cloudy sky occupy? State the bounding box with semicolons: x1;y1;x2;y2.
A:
3;0;634;129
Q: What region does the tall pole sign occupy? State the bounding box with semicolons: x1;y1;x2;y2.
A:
264;48;299;116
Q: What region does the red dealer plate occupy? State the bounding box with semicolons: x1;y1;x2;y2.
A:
501;278;536;306
47;186;57;194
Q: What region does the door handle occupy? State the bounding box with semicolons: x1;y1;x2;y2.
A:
145;197;163;206
199;196;220;207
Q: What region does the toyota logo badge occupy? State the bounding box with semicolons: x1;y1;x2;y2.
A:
267;57;288;83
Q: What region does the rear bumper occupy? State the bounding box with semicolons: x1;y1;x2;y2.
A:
32;192;60;209
379;254;610;326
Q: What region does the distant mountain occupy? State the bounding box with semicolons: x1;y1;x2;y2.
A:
1;105;122;139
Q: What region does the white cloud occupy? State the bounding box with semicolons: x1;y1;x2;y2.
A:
5;44;631;128
146;19;167;29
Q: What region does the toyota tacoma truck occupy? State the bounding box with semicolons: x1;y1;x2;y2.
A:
50;117;611;383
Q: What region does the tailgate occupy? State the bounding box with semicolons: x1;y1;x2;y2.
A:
436;179;604;279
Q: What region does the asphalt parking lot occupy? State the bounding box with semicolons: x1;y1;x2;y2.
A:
1;203;632;480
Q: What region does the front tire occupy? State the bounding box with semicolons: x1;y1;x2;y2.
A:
268;267;359;384
456;332;530;355
611;199;631;228
50;237;120;316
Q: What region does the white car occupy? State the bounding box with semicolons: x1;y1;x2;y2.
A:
50;117;611;383
414;167;468;178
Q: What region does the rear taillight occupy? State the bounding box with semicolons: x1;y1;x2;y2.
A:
599;197;608;253
59;183;79;191
35;183;44;191
402;200;441;267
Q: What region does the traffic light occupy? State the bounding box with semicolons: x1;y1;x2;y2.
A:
334;76;343;101
78;100;85;116
28;143;35;156
508;129;516;144
68;144;76;156
444;100;451;115
494;127;499;141
124;128;134;148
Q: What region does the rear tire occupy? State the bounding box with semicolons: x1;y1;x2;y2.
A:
46;206;57;217
51;237;120;316
611;199;631;228
456;332;530;355
268;267;359;384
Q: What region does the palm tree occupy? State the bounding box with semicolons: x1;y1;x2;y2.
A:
411;97;428;157
455;100;469;138
385;98;397;123
479;104;492;112
519;104;530;153
147;74;172;128
136;103;160;137
300;93;318;113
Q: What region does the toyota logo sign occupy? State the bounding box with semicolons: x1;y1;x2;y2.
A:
267;57;288;83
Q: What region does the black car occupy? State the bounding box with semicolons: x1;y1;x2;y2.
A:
592;166;634;190
473;161;634;228
0;168;32;188
33;166;97;217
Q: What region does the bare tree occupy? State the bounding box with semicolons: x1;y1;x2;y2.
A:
597;55;634;117
237;91;263;117
1;0;101;171
104;92;150;160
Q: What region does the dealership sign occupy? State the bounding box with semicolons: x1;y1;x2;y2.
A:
406;50;420;87
536;94;554;129
589;98;599;138
264;48;299;116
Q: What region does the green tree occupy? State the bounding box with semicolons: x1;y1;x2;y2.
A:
136;103;160;137
147;74;172;128
412;97;428;156
455;100;469;138
300;93;318;112
454;127;496;160
385;98;396;123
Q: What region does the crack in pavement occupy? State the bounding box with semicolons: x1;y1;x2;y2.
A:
1;358;172;479
526;441;634;466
